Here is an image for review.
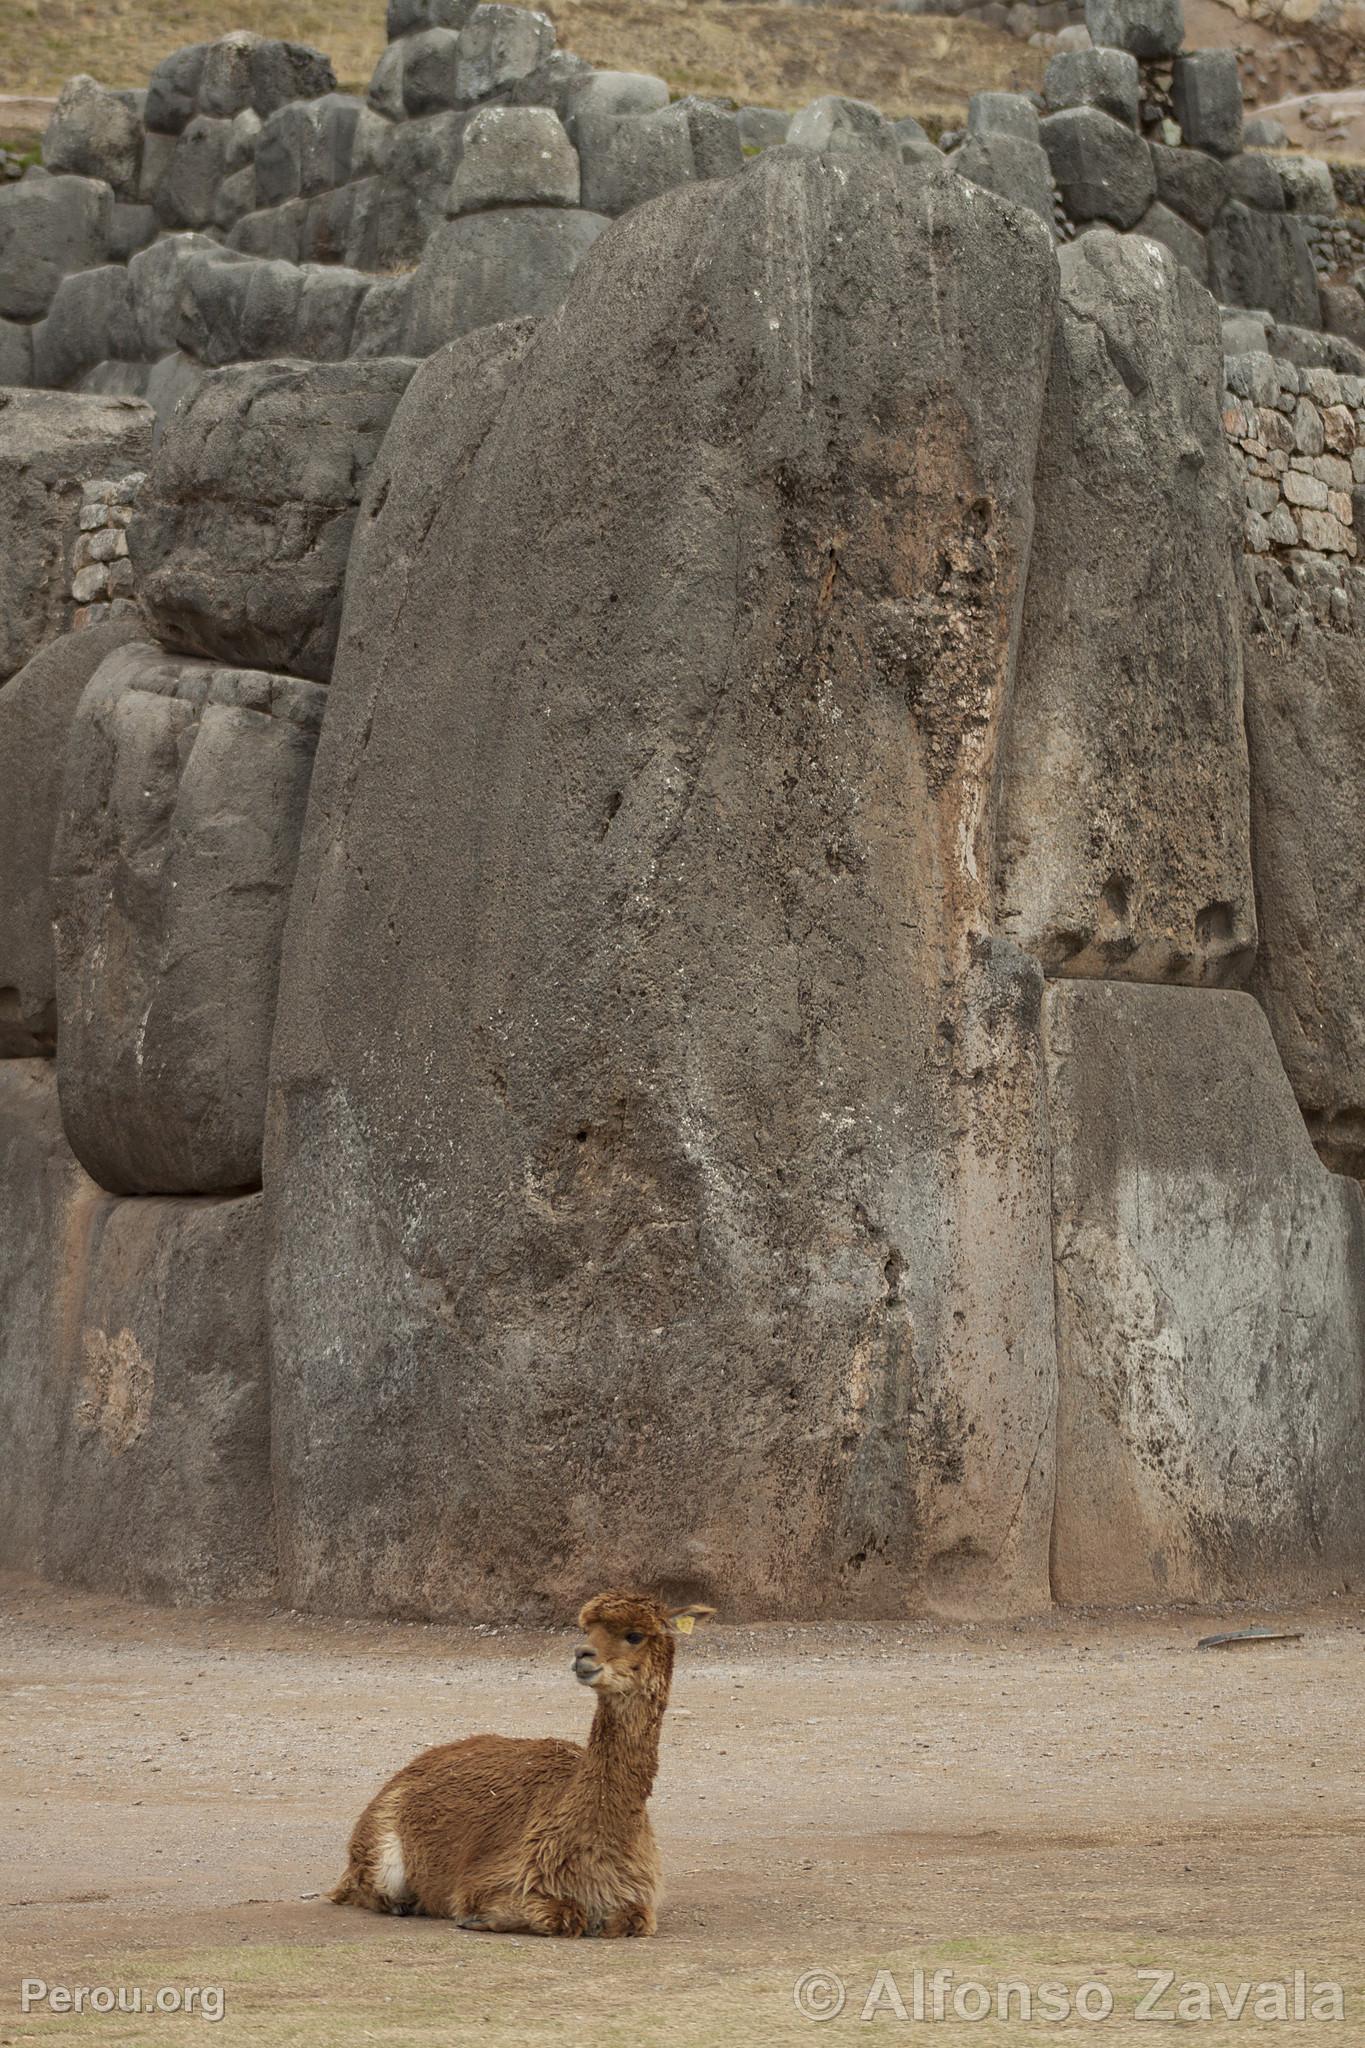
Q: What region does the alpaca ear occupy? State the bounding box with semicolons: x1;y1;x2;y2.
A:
667;1604;716;1635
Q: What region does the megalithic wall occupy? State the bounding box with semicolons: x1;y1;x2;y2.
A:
265;154;1064;1621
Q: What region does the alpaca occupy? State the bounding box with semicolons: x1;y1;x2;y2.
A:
330;1590;714;1936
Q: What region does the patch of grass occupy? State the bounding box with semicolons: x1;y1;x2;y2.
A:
14;1927;1363;2048
0;0;1042;127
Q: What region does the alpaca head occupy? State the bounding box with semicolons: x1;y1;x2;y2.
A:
572;1591;714;1701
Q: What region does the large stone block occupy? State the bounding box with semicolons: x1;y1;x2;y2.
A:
43;75;143;199
402;26;462;113
1244;608;1365;1177
406;205;607;352
0;1060;275;1601
0;623;144;1055
127;230;221;356
1041;105;1155;226
266;155;1063;1621
0;389;152;682
41;1186;276;1602
254;94;362;207
1043;48;1139;127
155;112;233;229
129;357;416;682
31;265;142;389
51;642;325;1195
1171;51;1243;158
1149;138;1226;227
576;102;698;215
145;43;210;135
455;4;555;101
0;1062;102;1573
953;131;1055;226
0;174;112;322
0;317;32;387
449;104;579;213
197;32;335;120
1046;981;1365;1604
786;94;898;158
1084;0;1182;59
173;249;302;366
1208;201;1320;328
967;91;1040;142
1135;199;1209;283
997;233;1253;982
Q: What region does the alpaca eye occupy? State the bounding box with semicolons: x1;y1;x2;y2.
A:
624;1632;643;1645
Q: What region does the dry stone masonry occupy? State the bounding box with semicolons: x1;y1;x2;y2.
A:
0;0;1362;1618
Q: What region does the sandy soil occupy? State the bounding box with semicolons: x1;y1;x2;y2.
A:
1;1574;1363;2045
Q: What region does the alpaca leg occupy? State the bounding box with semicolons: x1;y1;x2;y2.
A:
599;1901;657;1938
450;1887;587;1936
329;1866;390;1914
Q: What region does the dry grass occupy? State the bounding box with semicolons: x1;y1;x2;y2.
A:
545;1;1043;121
0;0;1041;121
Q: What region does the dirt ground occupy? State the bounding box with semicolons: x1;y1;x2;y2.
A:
1;1575;1362;2045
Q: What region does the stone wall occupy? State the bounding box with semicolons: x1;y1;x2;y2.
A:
0;0;1363;1622
0;0;1351;429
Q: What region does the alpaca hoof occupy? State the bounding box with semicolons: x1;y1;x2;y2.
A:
545;1903;588;1937
455;1914;491;1931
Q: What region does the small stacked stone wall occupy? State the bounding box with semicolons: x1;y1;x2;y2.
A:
1225;349;1365;626
70;473;142;627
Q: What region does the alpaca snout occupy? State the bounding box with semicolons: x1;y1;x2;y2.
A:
572;1648;602;1686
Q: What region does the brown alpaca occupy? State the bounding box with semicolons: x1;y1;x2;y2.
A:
330;1591;714;1936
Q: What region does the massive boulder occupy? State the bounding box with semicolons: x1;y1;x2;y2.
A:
266;154;1063;1622
0;621;145;1055
0;173;112;322
128;357;416;682
0;389;153;683
51;642;325;1196
406;206;607;352
0;1062;101;1574
0;1062;273;1601
996;232;1254;983
1046;981;1365;1604
38;1186;275;1603
43;75;144;199
1208;202;1321;329
1244;606;1365;1177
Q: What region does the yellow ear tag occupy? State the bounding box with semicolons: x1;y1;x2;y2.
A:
673;1614;695;1635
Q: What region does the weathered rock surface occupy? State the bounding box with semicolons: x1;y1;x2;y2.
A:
449;103;579;213
1042;105;1156;227
1243;608;1365;1177
0;622;145;1056
46;1188;274;1602
1149;138;1226;228
129;357;416;682
1208;202;1320;328
0;1059;275;1600
51;642;325;1195
0;389;153;683
267;154;1062;1622
1046;980;1365;1604
1134;199;1210;283
1085;0;1183;59
1044;48;1140;126
996;233;1253;983
1171;50;1243;158
0;1062;102;1574
954;131;1055;226
0;174;112;322
31;265;141;389
406;205;606;351
43;74;143;198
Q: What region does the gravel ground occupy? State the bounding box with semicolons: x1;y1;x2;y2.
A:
1;1574;1362;2044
